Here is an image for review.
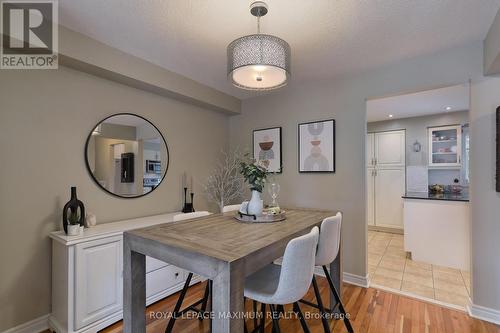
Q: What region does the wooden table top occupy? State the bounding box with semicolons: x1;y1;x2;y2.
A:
128;208;335;262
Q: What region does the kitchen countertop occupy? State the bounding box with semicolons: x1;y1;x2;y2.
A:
402;191;469;202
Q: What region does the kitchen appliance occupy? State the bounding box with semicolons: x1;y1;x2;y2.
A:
143;178;161;194
146;160;161;174
143;178;160;187
121;153;134;183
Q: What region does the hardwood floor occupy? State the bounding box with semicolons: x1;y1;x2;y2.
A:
47;277;500;333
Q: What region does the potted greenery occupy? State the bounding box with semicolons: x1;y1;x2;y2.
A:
67;210;81;236
240;154;268;216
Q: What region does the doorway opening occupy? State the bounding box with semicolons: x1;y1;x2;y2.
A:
365;83;471;310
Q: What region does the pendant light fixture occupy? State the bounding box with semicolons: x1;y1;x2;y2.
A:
227;1;291;90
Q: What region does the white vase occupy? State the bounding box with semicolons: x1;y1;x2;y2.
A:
85;213;97;227
247;190;263;216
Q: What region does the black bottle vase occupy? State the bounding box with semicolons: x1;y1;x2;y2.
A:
62;187;85;234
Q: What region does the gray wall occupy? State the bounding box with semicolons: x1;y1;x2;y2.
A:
229;42;483;280
0;66;229;331
470;77;500;312
368;111;469;185
2;39;500;331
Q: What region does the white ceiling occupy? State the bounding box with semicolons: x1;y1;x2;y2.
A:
58;0;500;99
366;84;469;122
103;114;146;127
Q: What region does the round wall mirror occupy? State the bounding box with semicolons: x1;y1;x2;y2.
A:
85;113;169;198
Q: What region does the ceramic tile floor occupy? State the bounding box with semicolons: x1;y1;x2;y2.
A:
368;230;471;308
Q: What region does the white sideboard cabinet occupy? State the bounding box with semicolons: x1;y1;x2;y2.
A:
49;213;201;333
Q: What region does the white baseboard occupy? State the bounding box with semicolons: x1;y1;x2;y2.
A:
343;272;370;288
1;314;49;333
468;302;500;325
312;266;369;288
277;258;370;289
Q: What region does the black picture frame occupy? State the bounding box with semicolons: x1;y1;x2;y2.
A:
252;126;283;173
84;113;170;199
298;119;336;173
496;107;500;192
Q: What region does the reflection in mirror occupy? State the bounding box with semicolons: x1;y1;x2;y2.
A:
85;114;169;198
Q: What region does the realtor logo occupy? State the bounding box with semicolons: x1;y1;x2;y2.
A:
1;0;58;69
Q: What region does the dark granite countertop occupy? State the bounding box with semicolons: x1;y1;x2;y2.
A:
402;191;469;202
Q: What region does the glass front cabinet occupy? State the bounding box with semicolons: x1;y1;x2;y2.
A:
428;125;462;167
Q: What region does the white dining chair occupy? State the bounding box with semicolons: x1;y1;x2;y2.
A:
222;204;241;213
166;210;211;333
244;227;319;333
173;211;210;221
300;212;353;333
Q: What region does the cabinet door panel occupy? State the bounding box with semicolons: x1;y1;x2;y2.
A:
428;125;462;167
367;168;375;226
75;236;122;330
375;130;405;167
375;168;405;228
366;133;375;167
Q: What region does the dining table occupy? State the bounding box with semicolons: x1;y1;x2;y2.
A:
123;208;343;333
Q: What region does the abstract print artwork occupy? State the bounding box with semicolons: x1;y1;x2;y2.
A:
253;127;282;173
298;119;335;173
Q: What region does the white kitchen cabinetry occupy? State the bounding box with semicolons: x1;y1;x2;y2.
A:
366;133;375;167
366;130;406;230
374;168;406;228
428;125;462;167
374;130;406;167
49;213;200;333
366;168;375;226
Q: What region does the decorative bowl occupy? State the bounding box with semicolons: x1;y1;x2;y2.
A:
259;142;274;150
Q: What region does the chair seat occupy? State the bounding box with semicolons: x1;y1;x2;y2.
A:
244;263;281;304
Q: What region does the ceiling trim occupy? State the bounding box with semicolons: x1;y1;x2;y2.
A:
57;26;241;115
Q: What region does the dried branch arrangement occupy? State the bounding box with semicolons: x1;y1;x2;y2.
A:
204;149;245;212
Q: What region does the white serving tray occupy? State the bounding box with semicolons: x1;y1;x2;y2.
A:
234;210;286;223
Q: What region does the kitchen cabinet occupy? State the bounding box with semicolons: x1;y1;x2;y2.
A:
374;130;405;167
366;133;375;167
374;168;406;228
49;213;200;333
366;168;375;226
366;130;406;230
428;125;462;167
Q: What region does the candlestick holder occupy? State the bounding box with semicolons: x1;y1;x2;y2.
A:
182;187;195;213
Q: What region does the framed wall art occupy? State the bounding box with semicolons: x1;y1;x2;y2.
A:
298;119;335;173
253;126;282;173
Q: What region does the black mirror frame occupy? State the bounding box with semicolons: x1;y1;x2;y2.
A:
84;113;170;199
